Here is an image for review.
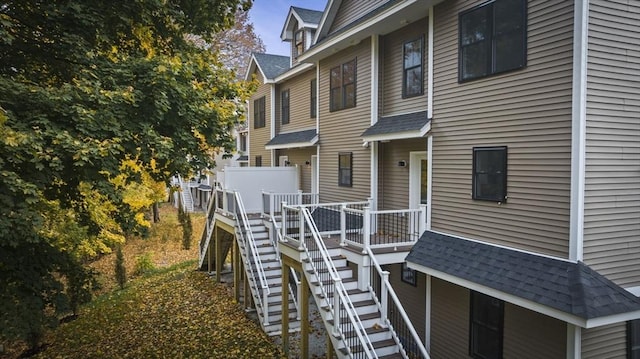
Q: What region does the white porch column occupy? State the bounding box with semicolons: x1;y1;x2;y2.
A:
567;324;581;359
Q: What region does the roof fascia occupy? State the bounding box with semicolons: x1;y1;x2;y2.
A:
265;135;318;150
275;63;315;83
585;309;640;328
314;0;340;43
361;121;431;142
303;0;418;63
407;261;589;328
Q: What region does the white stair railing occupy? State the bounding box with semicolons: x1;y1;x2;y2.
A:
233;191;271;325
198;190;218;269
367;248;430;359
267;215;301;320
295;206;377;358
176;174;195;212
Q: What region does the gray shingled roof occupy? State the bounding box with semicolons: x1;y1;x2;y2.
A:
253;53;290;80
265;129;317;147
406;231;640;321
291;6;323;24
361;111;430;137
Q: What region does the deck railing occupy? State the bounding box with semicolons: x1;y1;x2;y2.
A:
261;191;319;218
281;200;426;251
368;247;430;359
284;204;377;358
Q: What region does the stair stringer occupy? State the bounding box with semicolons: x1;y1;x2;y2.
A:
235;218;301;336
300;247;403;359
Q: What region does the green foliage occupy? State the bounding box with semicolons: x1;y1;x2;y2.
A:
115;246;127;290
182;212;194;250
0;0;256;348
134;252;156;276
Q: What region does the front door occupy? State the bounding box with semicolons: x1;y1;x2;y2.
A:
409;151;428;209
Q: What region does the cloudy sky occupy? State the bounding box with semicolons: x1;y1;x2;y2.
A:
248;0;327;56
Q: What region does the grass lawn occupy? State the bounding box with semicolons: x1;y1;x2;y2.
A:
3;204;285;359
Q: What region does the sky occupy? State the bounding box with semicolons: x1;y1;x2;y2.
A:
248;0;328;56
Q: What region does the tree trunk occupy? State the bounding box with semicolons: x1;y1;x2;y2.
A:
153;202;160;223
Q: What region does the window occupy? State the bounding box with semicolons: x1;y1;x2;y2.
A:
338;152;352;187
401;262;417;286
310;79;317;118
330;59;356;111
281;89;290;125
470;292;504;359
473;146;507;202
238;133;247;152
459;0;527;82
403;37;424;98
255;155;262;167
629;320;640;359
253;96;265;128
294;29;304;58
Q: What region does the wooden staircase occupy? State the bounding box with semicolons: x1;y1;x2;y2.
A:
238;217;301;336
301;247;403;358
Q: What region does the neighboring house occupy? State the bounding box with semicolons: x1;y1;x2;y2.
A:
216;0;640;358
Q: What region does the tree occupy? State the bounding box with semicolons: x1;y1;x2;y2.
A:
0;0;256;349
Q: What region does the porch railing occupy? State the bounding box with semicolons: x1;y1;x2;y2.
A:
233;191;271;325
284;204;377;358
267;215;302;320
342;206;426;251
261;190;319;218
368;247;430;359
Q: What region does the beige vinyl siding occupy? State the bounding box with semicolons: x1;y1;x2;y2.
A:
503;304;566;359
276;148;316;193
279;69;317;133
430;0;574;257
318;40;371;203
430;278;469;358
249;72;272;167
582;0;640;286
380;17;429;116
378;138;426;210
582;323;627;359
383;264;426;342
328;0;388;35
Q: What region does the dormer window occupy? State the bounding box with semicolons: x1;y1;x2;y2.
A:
294;29;304;58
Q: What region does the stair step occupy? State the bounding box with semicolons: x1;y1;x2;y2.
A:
328;311;380;326
310;277;356;287
340;338;397;356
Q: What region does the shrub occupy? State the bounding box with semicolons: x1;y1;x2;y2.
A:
134;252;155;275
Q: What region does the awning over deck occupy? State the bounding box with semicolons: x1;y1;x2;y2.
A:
361;111;431;142
406;230;640;328
265;129;318;150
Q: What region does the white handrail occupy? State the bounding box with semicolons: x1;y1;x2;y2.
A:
367;247;430;359
233;191;271;325
300;207;377;359
268;216;301;320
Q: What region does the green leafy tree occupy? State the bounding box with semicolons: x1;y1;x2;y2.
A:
0;0;256;349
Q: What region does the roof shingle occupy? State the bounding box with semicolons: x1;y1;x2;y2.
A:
406;231;640;321
253;53;290;80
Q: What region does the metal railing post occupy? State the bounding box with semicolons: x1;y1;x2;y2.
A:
263;287;269;325
363;206;371;253
297;190;303;206
296;278;302;320
340;203;347;246
381;271;389;324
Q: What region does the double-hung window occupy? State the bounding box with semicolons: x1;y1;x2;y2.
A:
294;29;304;58
470;291;504;359
255;155;262;167
310;79;317;118
253;96;265;128
338;152;352;187
473;146;507;203
403;37;424;98
330;59;356;111
629;320;640;359
459;0;527;82
281;89;290;125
